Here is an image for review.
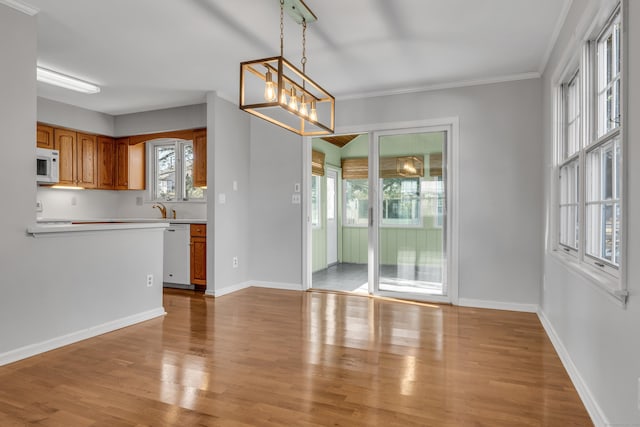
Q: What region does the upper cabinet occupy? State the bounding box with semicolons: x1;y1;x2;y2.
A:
36;124;54;149
193;129;207;188
115;137;145;190
97;136;115;189
53;129;97;188
76;133;98;189
37;123;205;193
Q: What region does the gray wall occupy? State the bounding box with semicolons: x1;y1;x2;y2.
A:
540;0;640;425
1;4;164;362
248;118;304;286
246;78;543;303
115;103;206;137
207;93;251;294
38;97;115;136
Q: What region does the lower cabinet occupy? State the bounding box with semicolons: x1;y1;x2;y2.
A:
190;224;206;290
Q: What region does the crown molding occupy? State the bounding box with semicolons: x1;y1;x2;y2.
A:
335;72;541;102
538;0;574;75
0;0;39;15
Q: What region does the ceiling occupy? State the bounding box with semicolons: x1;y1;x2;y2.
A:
24;0;570;115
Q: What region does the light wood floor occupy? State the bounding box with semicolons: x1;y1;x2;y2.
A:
0;288;592;426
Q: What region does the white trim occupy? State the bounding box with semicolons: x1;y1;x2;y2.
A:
208;281;252;297
250;281;303;291
208;281;304;297
0;0;38;15
0;307;166;367
539;0;574;74
335;73;541;101
537;308;608;427
457;298;538;313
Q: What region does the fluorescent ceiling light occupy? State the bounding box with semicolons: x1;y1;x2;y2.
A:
36;66;101;94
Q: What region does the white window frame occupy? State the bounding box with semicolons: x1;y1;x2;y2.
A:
551;2;626;301
147;138;206;203
311;174;322;229
342;177;424;229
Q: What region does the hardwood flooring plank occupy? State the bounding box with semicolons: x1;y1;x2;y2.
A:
0;287;592;426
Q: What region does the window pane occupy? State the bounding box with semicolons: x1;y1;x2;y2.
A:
597;13;621;136
327;175;335;221
344;179;368;226
311;175;321;228
183;143;204;200
381;178;420;226
155;145;176;201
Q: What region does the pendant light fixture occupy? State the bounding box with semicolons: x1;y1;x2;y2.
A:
239;0;334;136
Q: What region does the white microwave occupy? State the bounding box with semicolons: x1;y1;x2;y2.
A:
36;147;59;184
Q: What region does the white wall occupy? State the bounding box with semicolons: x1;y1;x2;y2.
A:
38;97;114;136
206;93;251;295
0;4;164;364
249;118;304;287
114;103;206;137
540;0;640;425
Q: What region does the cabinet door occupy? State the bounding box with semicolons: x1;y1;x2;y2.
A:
77;133;98;189
36;124;54;149
54;128;77;186
193;129;207;188
190;224;206;288
97;136;115;189
115;138;145;190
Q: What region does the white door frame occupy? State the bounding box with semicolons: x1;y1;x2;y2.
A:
302;117;459;306
325;166;339;266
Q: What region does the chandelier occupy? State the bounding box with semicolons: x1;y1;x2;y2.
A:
239;0;334;136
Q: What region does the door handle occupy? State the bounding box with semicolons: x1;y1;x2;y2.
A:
369;207;373;227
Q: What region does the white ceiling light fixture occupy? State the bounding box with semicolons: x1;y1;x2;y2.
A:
239;0;334;136
36;66;101;94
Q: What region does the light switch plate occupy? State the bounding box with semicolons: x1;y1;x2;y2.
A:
294;183;301;193
219;193;226;204
233;181;238;191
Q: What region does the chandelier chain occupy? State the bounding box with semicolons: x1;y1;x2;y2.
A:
279;0;284;56
301;19;307;73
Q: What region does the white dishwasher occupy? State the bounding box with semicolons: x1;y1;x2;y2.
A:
163;224;193;289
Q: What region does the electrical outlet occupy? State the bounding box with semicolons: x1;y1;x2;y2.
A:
146;274;153;287
232;257;239;268
35;200;43;212
292;194;301;204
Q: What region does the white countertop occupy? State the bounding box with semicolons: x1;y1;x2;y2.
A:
27;222;170;235
37;218;207;225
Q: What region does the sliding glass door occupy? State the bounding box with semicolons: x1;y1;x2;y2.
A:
371;128;449;301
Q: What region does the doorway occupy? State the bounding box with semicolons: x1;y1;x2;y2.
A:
306;122;456;304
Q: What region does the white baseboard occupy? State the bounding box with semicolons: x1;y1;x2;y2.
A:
206;280;303;298
457;298;538;313
537;308;607;427
208;281;252;297
250;281;303;292
0;307;166;367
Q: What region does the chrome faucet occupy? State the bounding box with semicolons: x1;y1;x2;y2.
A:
152;202;167;219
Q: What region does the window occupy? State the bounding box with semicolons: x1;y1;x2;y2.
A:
554;4;624;284
381;178;421;226
343;177;422;227
148;139;205;202
311;175;321;228
344;179;368;226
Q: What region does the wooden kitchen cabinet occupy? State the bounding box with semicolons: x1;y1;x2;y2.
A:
52;128;98;188
97;136;115;189
53;128;77;186
36;124;54;149
190;224;206;290
115;137;145;190
76;133;98;189
193;129;207;188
